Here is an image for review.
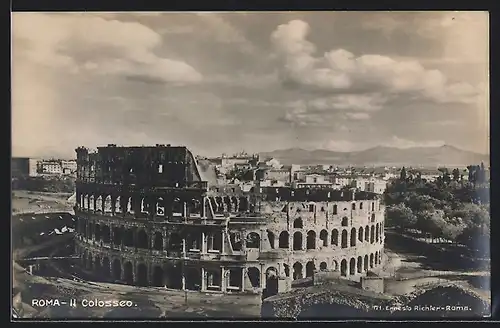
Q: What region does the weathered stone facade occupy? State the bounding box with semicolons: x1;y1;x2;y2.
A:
74;145;385;297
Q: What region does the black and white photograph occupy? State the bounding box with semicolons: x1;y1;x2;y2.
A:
11;11;490;320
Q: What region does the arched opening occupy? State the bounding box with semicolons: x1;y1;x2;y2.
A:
112;259;121;281
152;266;164;287
186;267;201;291
113;226;123;246
293;231;303;251
124;262;134;284
371;213;375;222
153;232;163;251
332;260;338;271
89;195;95;211
278;231;289;248
319;230;328;247
358;227;364;242
341;230;348;248
104;195;112;213
187;233;201;250
166;264;183;289
340;259;347;277
247;267;260;288
357;256;363;273
156;197;165;216
224;197;232;212
293;262;303;280
341;217;349;226
283;264;290;277
136;263;148;286
370;253;374;268
376;224;380;242
264;267;278;298
370;226;375;244
96;196;103;212
102;257;110;278
333;204;338;214
320;262;327;271
364;255;369;271
375;251;379;265
205;269;221;290
349;258;356;275
331;229;338;246
124;229;134;247
306;261;315;278
306;230;316;250
230;232;242;251
352;203;356;210
365;225;369;242
95;224;101;242
137;230;149;249
101;225;111;243
239;197;248;212
114;196;121;213
293;218;303;229
94;255;101;273
350;228;356;247
168;233;182;251
247;232;261;249
267;230;275;249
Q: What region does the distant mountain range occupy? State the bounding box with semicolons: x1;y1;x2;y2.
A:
260;145;489;167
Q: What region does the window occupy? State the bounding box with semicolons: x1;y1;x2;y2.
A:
313;178;318;183
360;202;363;210
309;204;315;212
158;164;163;173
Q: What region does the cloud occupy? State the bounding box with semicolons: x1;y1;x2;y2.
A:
12;13;202;84
384;136;445;149
270;19;481;104
322;139;365;152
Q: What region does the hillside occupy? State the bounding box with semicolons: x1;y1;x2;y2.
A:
260;145;489;167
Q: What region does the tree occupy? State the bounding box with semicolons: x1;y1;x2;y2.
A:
386;203;417;231
400;167;407;181
441;217;466;244
452;168;460;181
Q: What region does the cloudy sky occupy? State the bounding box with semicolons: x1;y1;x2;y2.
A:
12;11;489;158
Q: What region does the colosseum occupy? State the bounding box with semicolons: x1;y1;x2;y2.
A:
74;144;385;298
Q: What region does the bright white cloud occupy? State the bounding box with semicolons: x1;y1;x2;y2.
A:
271;19;481;104
12;13;202;84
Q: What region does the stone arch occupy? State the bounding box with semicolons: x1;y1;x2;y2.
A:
350;227;357;247
332;260;338;271
306;261;315;278
340;259;347;277
333;204;338;214
341;217;349;226
168;233;182;251
278;231;289;248
364;255;369;271
264;267;279;298
247;267;261;288
293;218;303;229
247;232;261;249
267;230;275;249
370;253;374;268
152;266;164;287
101;225;111;243
153;232;163;251
376;223;380;242
306;230;316;250
137;229;149;249
124;228;134;247
166;263;183;289
140;198;148;214
114;196;122;214
112;258;121;281
331;229;339;246
358;227;364;242
349;258;356;275
319;229;328;247
127;197;134;214
319;262;327;271
124;261;134;284
96;195;103;212
89;195;95;211
375;251;379;265
136;263;148;286
371;213;375;222
293;231;303;251
357;256;363;273
341;229;348;248
104;195;112;213
102;257;110;278
283;264;290;277
352;202;356;210
293;262;303;280
231;196;238;212
370;225;375;244
156;197;165;216
365;225;370;241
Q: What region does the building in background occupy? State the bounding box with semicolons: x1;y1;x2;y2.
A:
37;159;77;176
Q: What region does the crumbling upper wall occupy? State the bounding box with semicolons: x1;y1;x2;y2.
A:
257;187;379;202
